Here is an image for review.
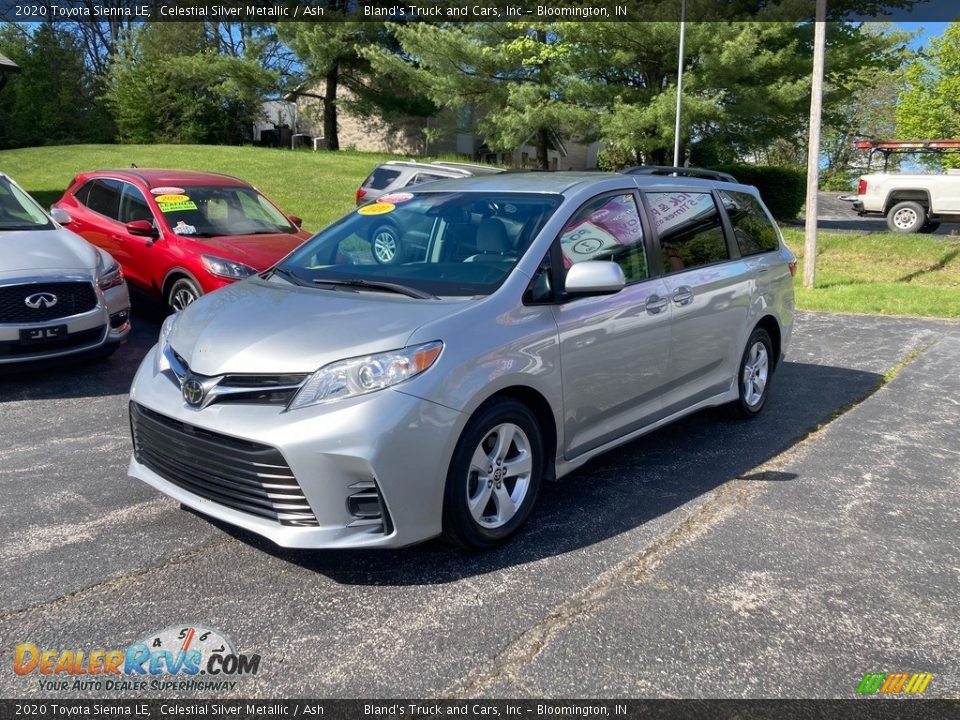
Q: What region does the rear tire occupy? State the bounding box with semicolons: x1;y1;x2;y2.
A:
728;328;774;419
442;399;543;550
886;201;926;233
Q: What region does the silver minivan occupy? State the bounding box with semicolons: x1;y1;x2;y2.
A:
128;172;795;550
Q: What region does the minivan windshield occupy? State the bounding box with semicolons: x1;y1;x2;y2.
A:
276;192;563;297
0;176;54;231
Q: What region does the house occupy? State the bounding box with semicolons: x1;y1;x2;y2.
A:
0;53;20;94
284;81;601;169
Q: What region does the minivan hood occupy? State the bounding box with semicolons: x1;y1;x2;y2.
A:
0;228;98;277
169;277;469;376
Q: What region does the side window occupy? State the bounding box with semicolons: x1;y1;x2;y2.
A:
646;191;728;273
83;179;122;220
72;181;93;206
558;193;648;283
118;183;154;224
719;190;780;256
405;173;446;187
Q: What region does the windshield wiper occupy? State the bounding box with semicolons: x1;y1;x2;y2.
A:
268;266;309;287
312;277;437;300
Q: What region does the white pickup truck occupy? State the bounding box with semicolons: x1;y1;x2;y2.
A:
852;170;960;233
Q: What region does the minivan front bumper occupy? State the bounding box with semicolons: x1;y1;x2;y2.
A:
127;347;464;549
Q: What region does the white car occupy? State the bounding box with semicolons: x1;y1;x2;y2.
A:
0;172;131;368
852;170;960;233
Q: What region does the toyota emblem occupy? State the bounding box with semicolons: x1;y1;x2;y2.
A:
24;292;58;309
181;378;205;407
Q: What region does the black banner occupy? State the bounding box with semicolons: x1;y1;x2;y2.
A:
2;701;960;720
0;0;958;23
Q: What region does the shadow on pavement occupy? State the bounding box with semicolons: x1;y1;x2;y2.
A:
207;359;883;586
0;310;161;402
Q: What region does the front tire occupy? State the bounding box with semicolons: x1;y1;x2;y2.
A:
167;277;201;312
371;224;402;265
728;328;773;419
886;201;926;233
442;399;544;550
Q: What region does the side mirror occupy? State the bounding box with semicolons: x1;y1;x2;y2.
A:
126;220;160;240
564;261;626;296
289;215;303;229
50;207;72;225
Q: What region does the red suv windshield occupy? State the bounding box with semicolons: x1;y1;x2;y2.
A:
152;185;295;237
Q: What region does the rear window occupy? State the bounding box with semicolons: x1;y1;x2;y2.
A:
719;190;780;256
363;167;402;190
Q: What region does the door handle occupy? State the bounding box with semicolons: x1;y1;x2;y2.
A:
671;286;694;305
110;234;125;244
756;267;770;275
645;295;668;315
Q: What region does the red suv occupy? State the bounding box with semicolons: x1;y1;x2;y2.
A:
52;169;311;311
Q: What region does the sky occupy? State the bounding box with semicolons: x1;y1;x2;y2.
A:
904;21;949;49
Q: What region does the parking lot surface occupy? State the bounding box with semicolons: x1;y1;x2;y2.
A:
1;310;958;698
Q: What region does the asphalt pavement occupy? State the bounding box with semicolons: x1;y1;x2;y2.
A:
1;310;958;698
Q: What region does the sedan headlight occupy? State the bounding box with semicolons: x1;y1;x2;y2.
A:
288;341;443;411
96;256;124;290
201;255;255;280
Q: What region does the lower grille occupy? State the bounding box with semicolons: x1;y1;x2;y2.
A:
129;402;318;527
0;281;98;323
0;326;104;358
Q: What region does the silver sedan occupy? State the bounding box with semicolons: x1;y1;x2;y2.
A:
0;172;130;368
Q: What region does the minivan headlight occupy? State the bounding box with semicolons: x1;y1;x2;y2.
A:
155;312;178;370
287;341;443;410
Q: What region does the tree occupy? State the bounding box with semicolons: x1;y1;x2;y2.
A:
104;23;277;145
897;21;960;168
366;22;596;169
0;23;113;149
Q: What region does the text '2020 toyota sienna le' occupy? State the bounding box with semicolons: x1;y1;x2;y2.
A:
128;172;795;550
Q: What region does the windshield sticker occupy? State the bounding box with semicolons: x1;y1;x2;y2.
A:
157;199;198;212
154;194;190;204
357;202;395;216
150;186;185;196
172;221;197;235
377;192;413;205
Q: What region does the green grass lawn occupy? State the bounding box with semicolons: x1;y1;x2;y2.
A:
2;144;959;319
0;144;401;231
782;228;960;318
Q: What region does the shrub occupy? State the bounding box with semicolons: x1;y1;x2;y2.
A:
715;164;806;220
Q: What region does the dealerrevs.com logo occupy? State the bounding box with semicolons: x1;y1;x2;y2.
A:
13;625;261;693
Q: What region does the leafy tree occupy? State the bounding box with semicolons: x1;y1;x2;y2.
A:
366;22;596;169
897;21;960;168
104;23;277;145
0;24;114;149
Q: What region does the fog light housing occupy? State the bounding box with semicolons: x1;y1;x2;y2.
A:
346;480;393;534
110;310;129;329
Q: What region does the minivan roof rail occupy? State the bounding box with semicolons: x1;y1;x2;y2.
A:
622;165;738;183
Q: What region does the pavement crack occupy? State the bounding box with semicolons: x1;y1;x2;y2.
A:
445;336;939;697
445;483;751;698
0;537;235;625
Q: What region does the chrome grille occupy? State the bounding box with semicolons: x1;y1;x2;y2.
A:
130;402;318;527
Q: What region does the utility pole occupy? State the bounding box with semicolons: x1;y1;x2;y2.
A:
803;0;827;289
673;0;687;167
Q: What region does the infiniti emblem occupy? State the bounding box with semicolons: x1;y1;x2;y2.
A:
24;292;58;309
181;378;205;407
